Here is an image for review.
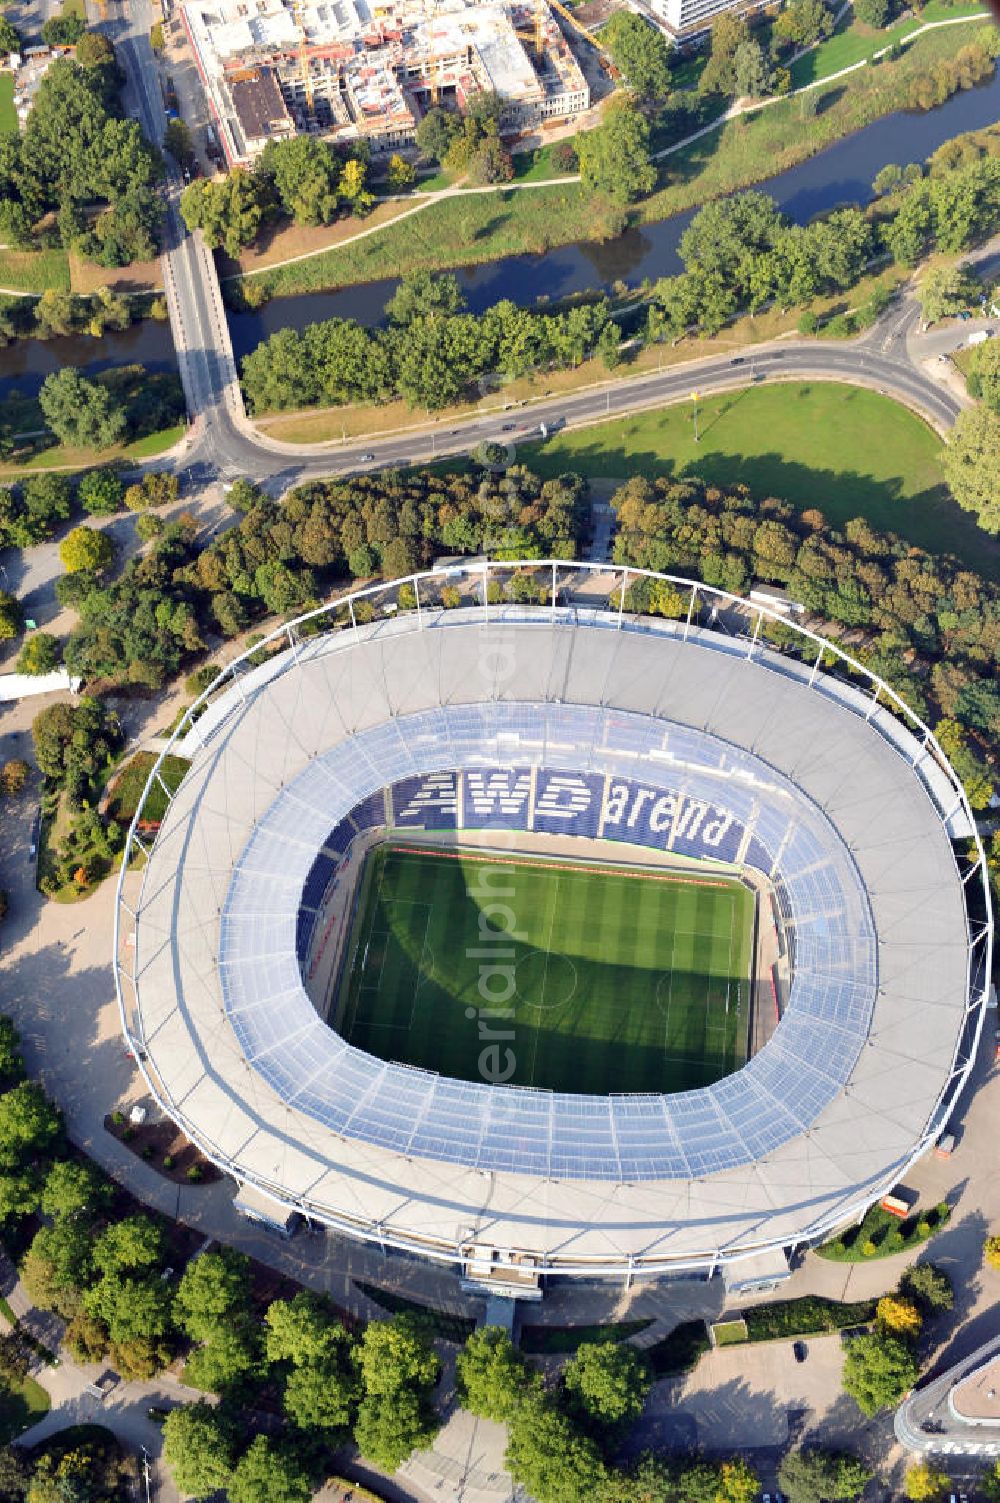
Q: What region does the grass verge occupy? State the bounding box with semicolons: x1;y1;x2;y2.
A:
0;1375;50;1446
354;1281;475;1343
790;2;987;87
647;1320;711;1377
818;1202;951;1261
519;1320;654;1354
0;74;15;135
0;248;70;294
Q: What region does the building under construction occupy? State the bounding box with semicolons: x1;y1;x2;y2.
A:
181;0;591;166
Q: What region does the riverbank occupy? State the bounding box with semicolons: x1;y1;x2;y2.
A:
228;14;994;302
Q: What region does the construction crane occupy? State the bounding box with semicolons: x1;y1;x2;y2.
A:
291;0;314;115
547;0;618;75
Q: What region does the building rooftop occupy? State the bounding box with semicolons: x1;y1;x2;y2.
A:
228;65;293;142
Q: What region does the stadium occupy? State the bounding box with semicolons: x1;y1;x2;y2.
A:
114;560;993;1290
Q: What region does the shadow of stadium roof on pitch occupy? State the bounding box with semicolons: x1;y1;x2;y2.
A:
115;572;990;1277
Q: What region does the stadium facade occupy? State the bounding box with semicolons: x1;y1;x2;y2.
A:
114;562;993;1289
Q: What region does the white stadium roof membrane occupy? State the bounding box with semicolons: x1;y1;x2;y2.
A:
115;564;992;1277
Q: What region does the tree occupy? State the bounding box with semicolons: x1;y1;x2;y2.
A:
772;0;834;51
59;526;114;575
917;264;980;323
64;1311;108;1364
339;156;373;213
0;596;21;642
577;100;655;205
942;406;1000;534
700;11;751;94
0;1082;60;1167
39;368;127;450
163;119;194;169
15;635;59;676
777;1447;872;1503
184;1324;260;1392
162;1401;236;1499
83;1272;173;1346
905;1463;950;1502
226;478;266;511
92;1215;165;1275
506;1396;607;1503
283;1358;361;1431
388;270;465;326
841;1331;920;1416
353;1390;438;1471
0;16;20;58
854;0;891;27
40;1159;109;1220
456;1326;532;1421
733;38;773;98
415;106;461;163
562;1340;651;1429
967;337;1000;412
21;1218;93;1316
358;1315;440;1397
265;1290;352;1367
259;136;339;225
174;1247;250;1341
899;1263;954;1315
42;14;85;45
387;153;416;190
983;1462;1000;1502
75;30;116;68
0;1446;29;1500
180;169;269;256
876;1294;923;1339
0;762;29;799
601;11;673;99
229;1437;312;1503
77;468;125;515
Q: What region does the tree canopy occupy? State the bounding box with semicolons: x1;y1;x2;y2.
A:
777;1448;872;1503
601;12;672;99
942;406;1000;534
39;368;128;450
59;526;114;576
577;99;656;205
162;1402;237;1499
562;1340;651;1429
841;1331;920;1416
455;1325;533;1421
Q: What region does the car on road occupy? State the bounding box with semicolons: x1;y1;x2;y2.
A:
730;357;745;366
793;1341;807;1363
359;452;376;462
501;423;516;431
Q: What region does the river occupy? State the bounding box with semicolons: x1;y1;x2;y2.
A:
227;65;1000;357
2;63;1000;395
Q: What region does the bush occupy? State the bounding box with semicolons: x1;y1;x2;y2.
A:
185;666;218;697
162;1155;174;1170
797;310;819;334
1;760;30;796
135;513;164;542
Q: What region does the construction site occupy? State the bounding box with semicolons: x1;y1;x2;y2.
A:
180;0;595;167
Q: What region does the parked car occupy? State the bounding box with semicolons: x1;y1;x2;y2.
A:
793;1340;807;1363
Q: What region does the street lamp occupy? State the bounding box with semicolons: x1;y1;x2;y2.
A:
691;390;700;444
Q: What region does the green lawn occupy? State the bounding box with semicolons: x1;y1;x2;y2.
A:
123;424;186;458
790;3;988;87
0;248;69;294
337;845;754;1095
0;74;16;136
106;752;189;826
0;1375;50;1446
519;382;1000;575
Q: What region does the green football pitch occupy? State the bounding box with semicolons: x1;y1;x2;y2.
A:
336;846;755;1095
